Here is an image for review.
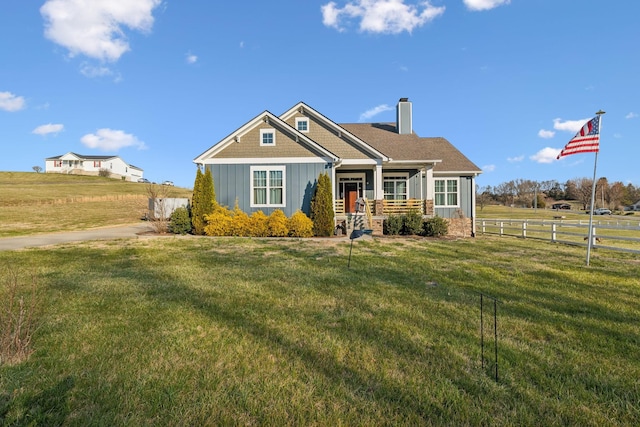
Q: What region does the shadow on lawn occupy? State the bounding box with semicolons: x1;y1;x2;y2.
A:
1;376;74;426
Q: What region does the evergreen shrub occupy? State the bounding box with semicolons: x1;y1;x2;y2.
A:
311;173;334;237
288;211;314;238
403;210;424;235
424;216;449;237
384;214;403;235
204;206;233;236
168;207;192;235
267;209;289;237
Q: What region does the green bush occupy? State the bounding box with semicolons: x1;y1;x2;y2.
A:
384;214;403;235
423;216;448;237
288;210;314;238
267;209;289;237
168;207;192;235
311;173;334;237
403;210;424;235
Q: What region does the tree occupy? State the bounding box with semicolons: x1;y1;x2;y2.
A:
310;172;334;237
32;166;42;173
191;167;204;235
574;177;594;210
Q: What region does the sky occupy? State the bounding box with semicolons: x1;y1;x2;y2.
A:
1;0;638;190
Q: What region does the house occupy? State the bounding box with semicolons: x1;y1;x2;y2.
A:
45;152;143;182
626;200;640;211
193;98;482;235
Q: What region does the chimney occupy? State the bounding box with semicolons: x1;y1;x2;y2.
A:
396;98;412;135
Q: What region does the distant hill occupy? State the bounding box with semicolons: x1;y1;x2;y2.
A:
0;172;192;237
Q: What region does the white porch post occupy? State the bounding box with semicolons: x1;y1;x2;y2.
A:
374;163;383;200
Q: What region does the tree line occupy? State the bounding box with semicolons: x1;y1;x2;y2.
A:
477;178;640;211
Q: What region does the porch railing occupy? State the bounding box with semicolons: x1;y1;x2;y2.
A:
383;199;424;215
334;199;423;215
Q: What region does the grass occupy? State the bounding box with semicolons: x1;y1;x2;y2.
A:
0;172;192;237
1;235;639;425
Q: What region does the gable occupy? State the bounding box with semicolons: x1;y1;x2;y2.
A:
282;112;374;160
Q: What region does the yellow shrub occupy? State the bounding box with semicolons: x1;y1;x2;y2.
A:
266;209;289;237
204;205;232;236
247;211;269;237
288;210;314;238
230;204;251;237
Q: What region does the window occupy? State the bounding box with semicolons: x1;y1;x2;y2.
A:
260;129;275;146
434;179;459;206
383;175;408;200
250;166;285;207
94;161;101;167
295;117;309;133
54;160;62;167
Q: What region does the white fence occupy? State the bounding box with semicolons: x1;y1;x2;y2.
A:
477;218;640;255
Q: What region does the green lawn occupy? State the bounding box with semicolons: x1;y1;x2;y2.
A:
1;235;639;426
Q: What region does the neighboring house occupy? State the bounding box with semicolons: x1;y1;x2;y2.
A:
626;200;640;211
194;98;482;235
45;152;143;182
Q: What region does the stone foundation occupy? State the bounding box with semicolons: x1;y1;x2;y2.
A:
445;217;473;238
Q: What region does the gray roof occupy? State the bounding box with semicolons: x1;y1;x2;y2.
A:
340;123;482;174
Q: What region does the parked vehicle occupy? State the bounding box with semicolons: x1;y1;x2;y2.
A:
162;181;174;186
552;203;571;210
593;208;612;215
138;178;150;183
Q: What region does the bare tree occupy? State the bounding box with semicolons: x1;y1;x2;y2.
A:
32;166;42;173
574;177;594;210
145;183;175;233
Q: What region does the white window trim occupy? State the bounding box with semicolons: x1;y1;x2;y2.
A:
260;128;276;146
434;178;460;207
295;117;309;133
383;172;409;200
250;165;286;208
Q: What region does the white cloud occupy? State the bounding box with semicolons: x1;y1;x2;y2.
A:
463;0;511;11
625;112;638;119
530;147;560;164
81;128;147;151
538;129;555;139
0;91;26;112
507;155;524;163
33;123;64;136
40;0;162;62
80;63;114;77
359;104;394;121
553;117;590;133
186;53;198;64
321;0;445;34
482;164;495;172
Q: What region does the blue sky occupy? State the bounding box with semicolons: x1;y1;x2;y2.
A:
1;0;638;189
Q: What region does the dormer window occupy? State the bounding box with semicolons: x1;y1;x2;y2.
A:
260;129;275;146
295;117;309;133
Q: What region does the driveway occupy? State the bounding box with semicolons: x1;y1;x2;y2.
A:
0;224;154;251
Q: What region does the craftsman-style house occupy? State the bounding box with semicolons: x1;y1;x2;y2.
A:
194;98;481;235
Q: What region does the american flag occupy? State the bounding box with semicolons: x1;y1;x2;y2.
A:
556;116;601;159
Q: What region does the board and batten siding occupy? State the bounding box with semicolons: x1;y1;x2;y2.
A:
433;175;475;219
208;163;329;217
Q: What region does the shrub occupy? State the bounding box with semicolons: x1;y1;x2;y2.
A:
311;173;334;237
168;206;192;235
288;210;314;238
424;216;448;237
384;214;403;235
1;268;38;366
230;203;251;237
267;209;289;237
204;206;233;236
98;168;111;178
247;211;269;237
403;210;424;235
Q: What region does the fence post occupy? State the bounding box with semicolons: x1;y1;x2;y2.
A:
551;223;557;242
592;227;598;246
499;222;504;237
482;220;486;234
522;222;527;238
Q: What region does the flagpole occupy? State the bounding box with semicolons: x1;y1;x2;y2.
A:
585;110;605;266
